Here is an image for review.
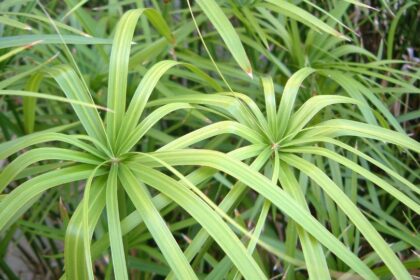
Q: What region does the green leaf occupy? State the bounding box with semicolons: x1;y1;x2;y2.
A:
65;176;107;280
106;165;128;280
0;89;110;112
159;121;264;151
1;12;93;36
281;154;412;280
133;150;377;279
0;15;32;30
285;95;360;138
0;53;58;90
262;0;349;40
283;146;420;214
23;73;43;134
302;119;420;153
0;147;100;192
46;65;108;147
128;165;267;279
90;145;264;267
119;164;198;279
106;9;173;146
0;43;40;63
278;161;331;280
283;136;419;197
261;76;277;138
0;165;98;232
165;148;273;280
195;0;253;76
118;61;222;148
0;131;105;160
0;35;112;49
118;103;192;154
277;68;316;139
148;92;268;131
387;2;416;59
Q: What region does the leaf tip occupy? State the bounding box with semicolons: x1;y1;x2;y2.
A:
82;32;93;38
339;33;351;42
246;68;253;79
25;40;43;49
47;52;60;62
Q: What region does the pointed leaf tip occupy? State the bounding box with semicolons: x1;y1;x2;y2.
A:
81;32;93;38
196;0;252;79
337;32;351;42
25;40;43;49
246;68;253;79
48;52;60;62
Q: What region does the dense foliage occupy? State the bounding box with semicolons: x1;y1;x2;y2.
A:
0;0;419;279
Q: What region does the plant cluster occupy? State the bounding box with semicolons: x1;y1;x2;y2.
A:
0;0;419;279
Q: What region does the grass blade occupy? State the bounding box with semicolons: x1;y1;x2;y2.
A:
277;68;315;139
129;165;267;279
195;0;253;76
278;161;331;279
134;150;377;279
0;165;97;232
281;154;412;280
65;176;106;280
106;165;128;280
119;165;198;279
106;9;173;146
0;35;112;49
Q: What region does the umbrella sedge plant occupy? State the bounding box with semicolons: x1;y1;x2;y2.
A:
0;0;419;279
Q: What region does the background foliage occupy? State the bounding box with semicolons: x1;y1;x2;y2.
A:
0;0;419;279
